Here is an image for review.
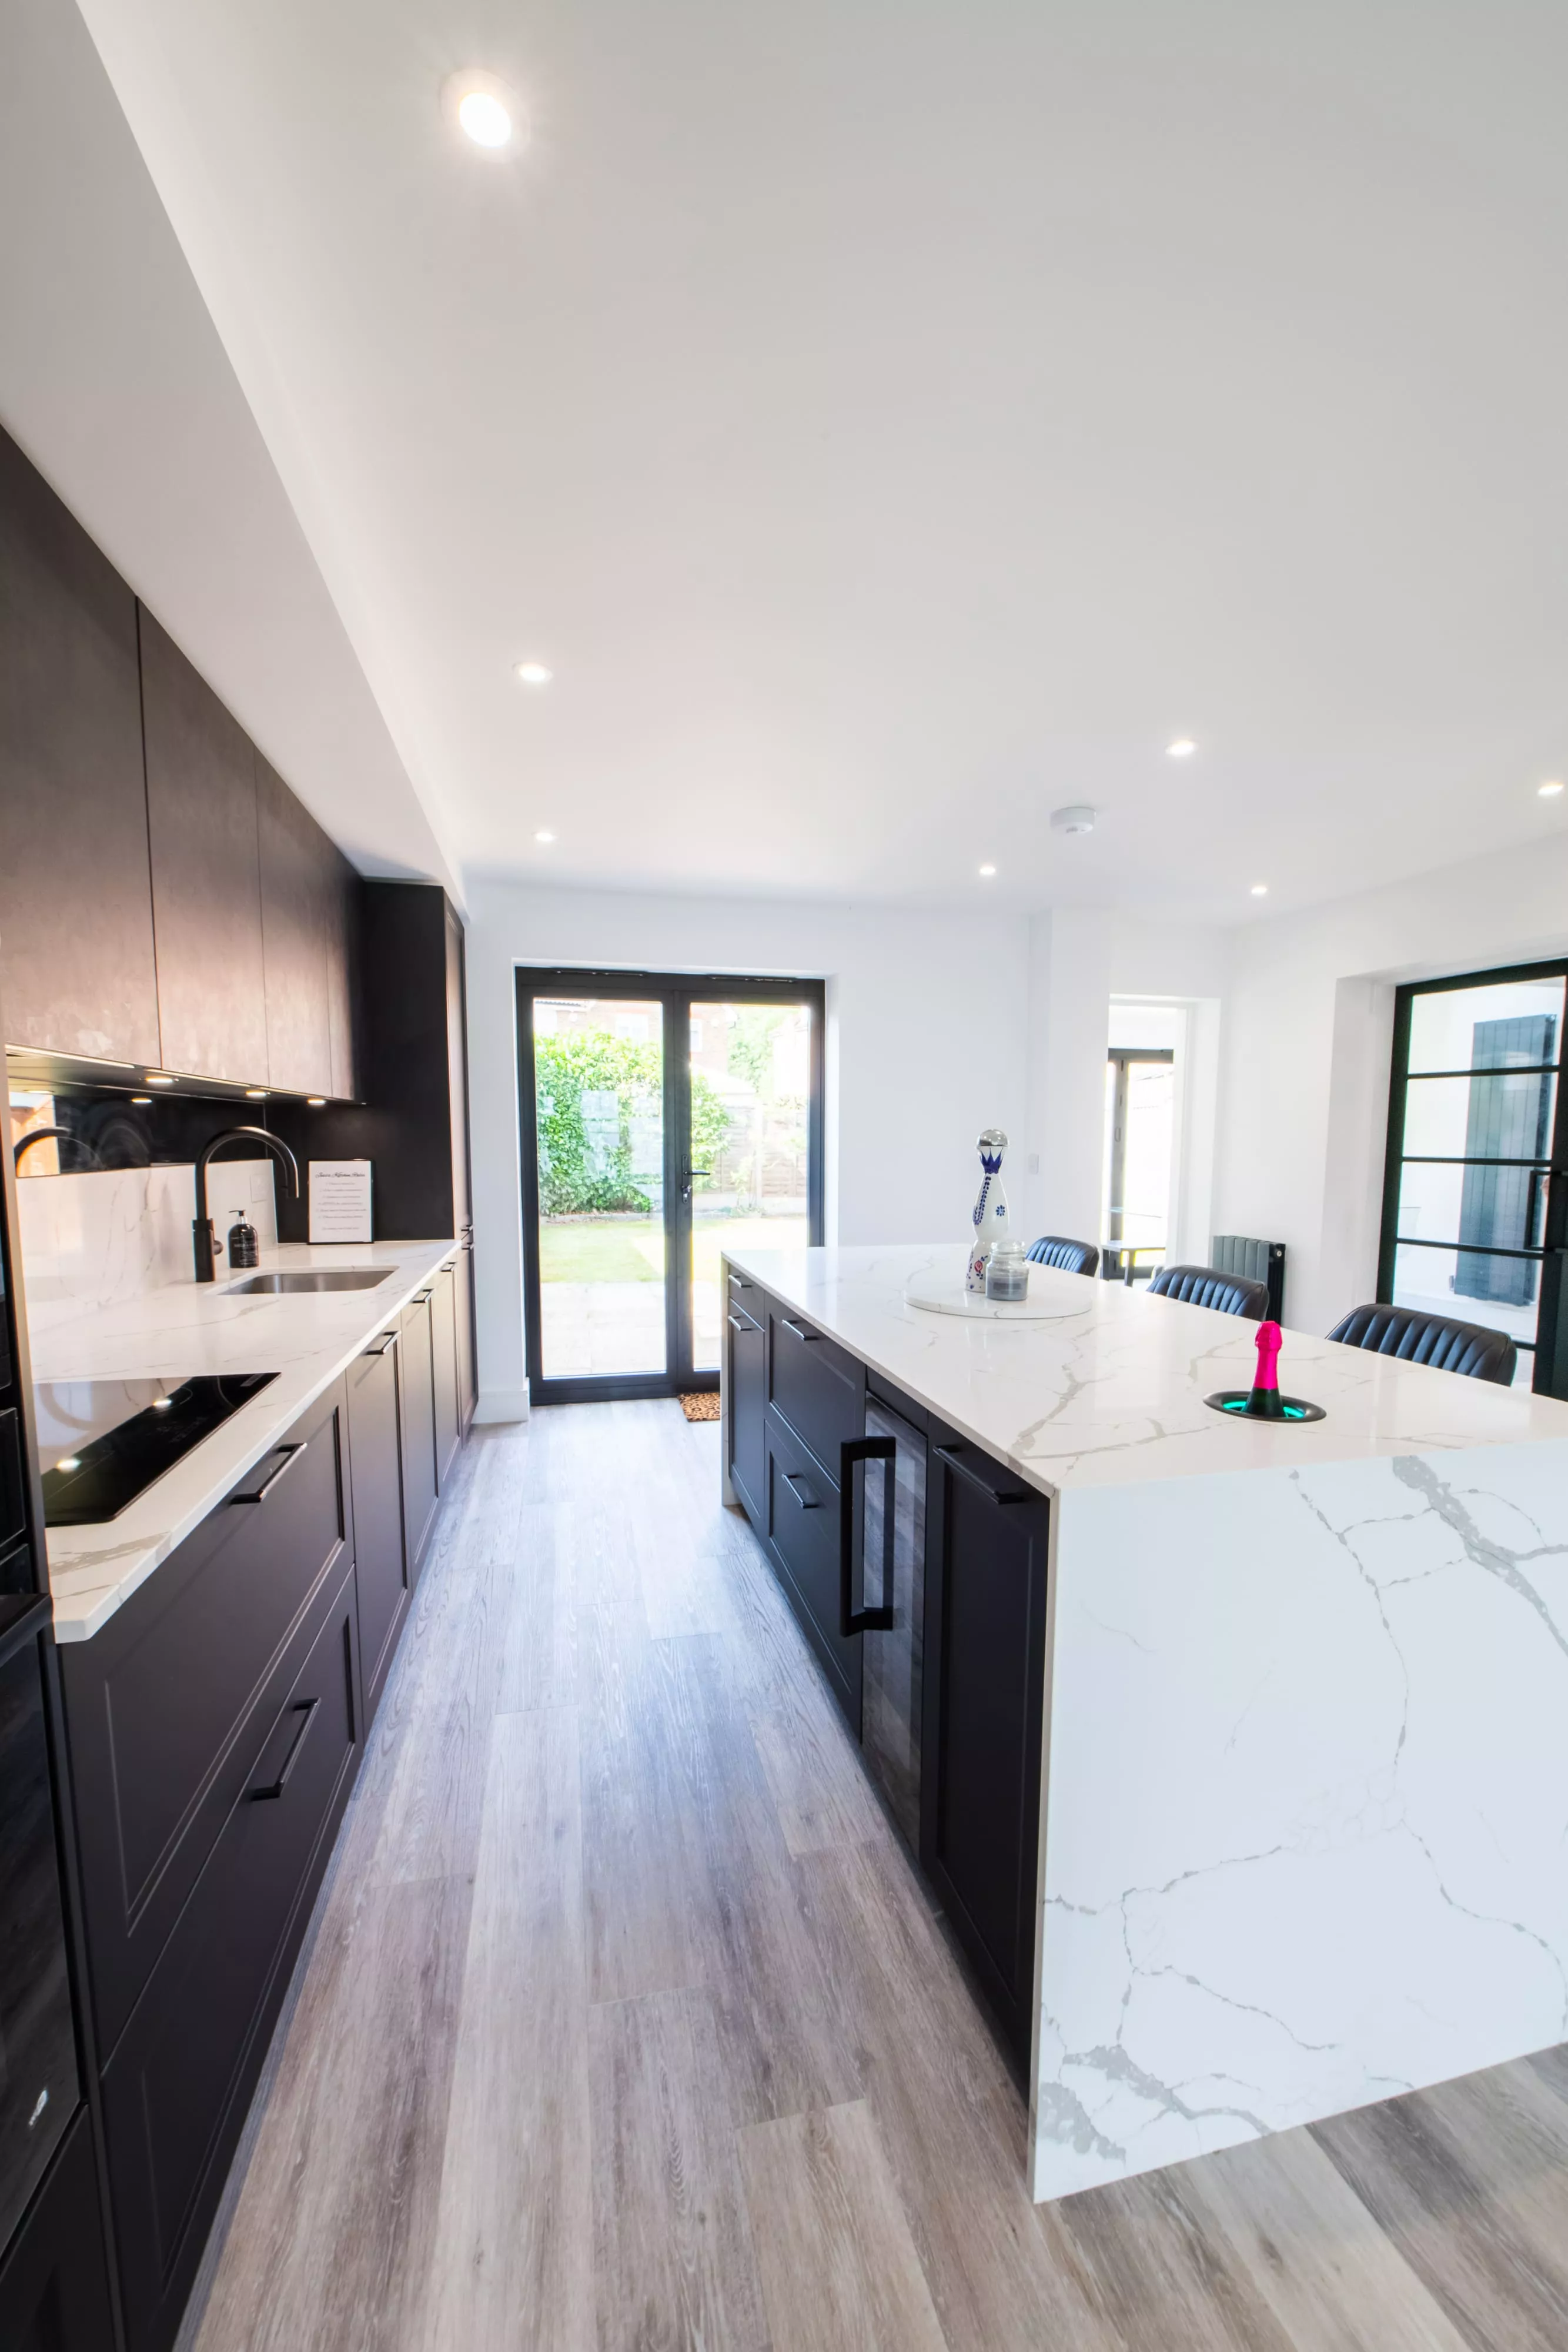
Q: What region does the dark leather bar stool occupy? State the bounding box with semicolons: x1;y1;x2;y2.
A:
1326;1302;1517;1386
1025;1234;1100;1278
1146;1262;1270;1318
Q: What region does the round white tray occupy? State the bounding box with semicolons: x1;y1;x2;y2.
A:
902;1269;1085;1321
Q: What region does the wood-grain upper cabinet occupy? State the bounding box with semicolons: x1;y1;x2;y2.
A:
256;754;334;1098
326;853;363;1101
0;428;160;1064
139;607;268;1084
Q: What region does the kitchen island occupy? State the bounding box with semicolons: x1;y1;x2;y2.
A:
721;1240;1568;2204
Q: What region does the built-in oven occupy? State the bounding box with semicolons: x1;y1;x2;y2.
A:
0;1592;79;2252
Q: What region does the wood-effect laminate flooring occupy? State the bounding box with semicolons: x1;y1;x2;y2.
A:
183;1402;1568;2352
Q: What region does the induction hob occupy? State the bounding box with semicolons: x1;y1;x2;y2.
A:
32;1374;278;1525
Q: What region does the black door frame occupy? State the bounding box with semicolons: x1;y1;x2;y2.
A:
1378;954;1568;1396
517;967;826;1405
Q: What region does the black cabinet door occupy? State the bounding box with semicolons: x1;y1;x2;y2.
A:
767;1305;863;1484
0;428;159;1065
139;606;268;1084
727;1302;765;1527
399;1293;439;1578
256;753;333;1098
347;1333;408;1724
0;2110;116;2352
920;1424;1049;2073
764;1409;862;1730
61;1382;349;2059
453;1245;476;1436
430;1265;460;1492
101;1559;360;2352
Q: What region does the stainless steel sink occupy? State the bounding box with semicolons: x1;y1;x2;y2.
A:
227;1268;392;1295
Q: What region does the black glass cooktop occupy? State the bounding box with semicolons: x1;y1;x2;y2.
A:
33;1375;278;1526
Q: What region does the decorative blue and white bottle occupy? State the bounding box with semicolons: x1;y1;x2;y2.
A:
966;1128;1010;1293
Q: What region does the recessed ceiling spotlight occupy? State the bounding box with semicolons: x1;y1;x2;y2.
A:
1166;738;1198;759
536;828;557;844
978;863;997;877
443;70;526;153
514;660;553;687
1539;780;1564;798
145;1074;174;1087
1251;883;1269;896
1050;804;1096;836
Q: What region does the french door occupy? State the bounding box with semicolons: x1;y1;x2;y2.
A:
1379;957;1568;1394
517;969;825;1405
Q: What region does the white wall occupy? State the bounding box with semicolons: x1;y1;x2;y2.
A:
464;881;1035;1415
1214;832;1568;1337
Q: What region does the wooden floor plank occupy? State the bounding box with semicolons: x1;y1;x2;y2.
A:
1175;2124;1473;2352
1312;2060;1568;2351
418;1706;594;2352
589;1987;770;2352
738;2100;949;2352
192;1872;473;2352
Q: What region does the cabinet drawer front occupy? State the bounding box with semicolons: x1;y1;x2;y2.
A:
767;1306;861;1485
765;1416;861;1729
62;1384;348;2059
727;1270;762;1317
727;1308;766;1526
348;1341;409;1724
400;1296;439;1577
101;1557;360;2352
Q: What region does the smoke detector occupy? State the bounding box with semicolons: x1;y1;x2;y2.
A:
1050;804;1096;836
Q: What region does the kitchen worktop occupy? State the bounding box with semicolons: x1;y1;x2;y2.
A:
31;1240;457;1642
722;1240;1568;1491
724;1240;1568;2205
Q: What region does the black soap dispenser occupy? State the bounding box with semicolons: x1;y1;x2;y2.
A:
226;1208;259;1269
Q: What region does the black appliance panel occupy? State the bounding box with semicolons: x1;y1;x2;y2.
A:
0;1600;79;2253
34;1373;278;1524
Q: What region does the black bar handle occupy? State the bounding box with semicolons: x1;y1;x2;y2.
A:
365;1329;400;1358
840;1435;896;1636
229;1441;308;1507
249;1698;320;1800
780;1317;823;1342
781;1469;820;1510
933;1441;1032;1507
726;1312;753;1335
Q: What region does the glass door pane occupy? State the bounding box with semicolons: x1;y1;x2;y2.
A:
531;994;666;1381
1388;971;1567;1387
687;1000;814;1374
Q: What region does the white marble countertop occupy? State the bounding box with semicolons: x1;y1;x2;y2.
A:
31;1240;457;1641
723;1241;1568;1496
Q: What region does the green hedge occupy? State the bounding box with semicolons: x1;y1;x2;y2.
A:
534;1031;731;1215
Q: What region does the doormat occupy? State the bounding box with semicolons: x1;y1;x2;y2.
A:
678;1392;721;1422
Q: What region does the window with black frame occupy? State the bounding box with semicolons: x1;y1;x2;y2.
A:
1379;960;1568;1392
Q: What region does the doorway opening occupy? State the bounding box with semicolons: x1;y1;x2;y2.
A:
517;970;825;1404
1101;1004;1181;1280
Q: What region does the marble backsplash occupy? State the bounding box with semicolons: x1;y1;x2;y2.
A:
15;1161;280;1338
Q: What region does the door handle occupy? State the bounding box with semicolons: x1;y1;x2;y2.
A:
229;1441;308;1506
781;1469;820;1510
840;1435;896;1635
781;1318;823;1343
249;1698;320;1800
933;1441;1032;1507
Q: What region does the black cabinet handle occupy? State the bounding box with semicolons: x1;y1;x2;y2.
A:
781;1469;821;1511
933;1441;1032;1507
365;1329;400;1358
840;1436;897;1635
781;1318;822;1343
731;1276;755;1289
413;1289;433;1305
727;1312;751;1335
229;1441;308;1506
249;1698;320;1800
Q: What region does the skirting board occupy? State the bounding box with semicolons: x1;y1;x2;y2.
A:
473;1386;530;1423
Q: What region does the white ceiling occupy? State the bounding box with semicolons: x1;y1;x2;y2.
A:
45;0;1568;920
0;0;458;892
